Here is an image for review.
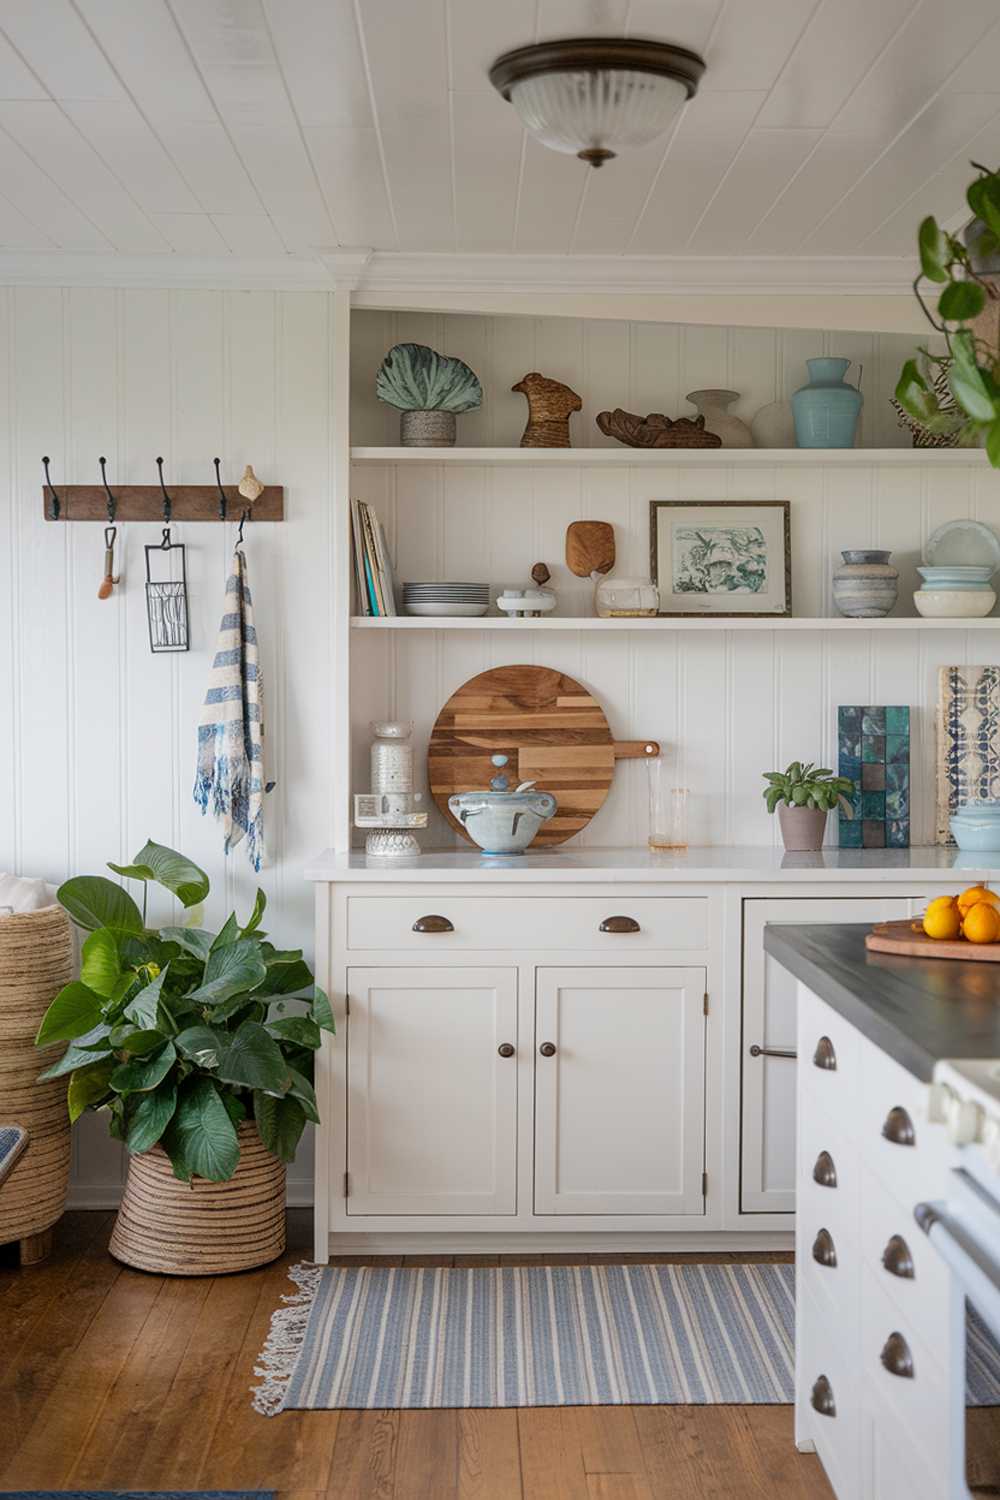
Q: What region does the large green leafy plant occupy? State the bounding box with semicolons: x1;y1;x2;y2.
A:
35;841;332;1183
895;163;1000;460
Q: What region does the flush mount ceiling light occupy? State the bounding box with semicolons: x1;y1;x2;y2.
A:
489;37;705;168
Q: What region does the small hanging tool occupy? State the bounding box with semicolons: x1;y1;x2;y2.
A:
97;457;120;599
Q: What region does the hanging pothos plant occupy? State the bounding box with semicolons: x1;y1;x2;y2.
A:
34;840;332;1183
895;162;1000;463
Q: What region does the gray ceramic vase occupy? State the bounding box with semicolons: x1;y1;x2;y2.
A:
778;804;828;851
832;549;899;618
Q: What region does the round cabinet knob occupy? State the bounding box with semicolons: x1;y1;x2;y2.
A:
810;1375;836;1417
539;1042;557;1057
881;1105;916;1147
497;1043;515;1058
880;1331;915;1379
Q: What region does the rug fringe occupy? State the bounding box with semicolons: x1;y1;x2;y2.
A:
251;1260;323;1417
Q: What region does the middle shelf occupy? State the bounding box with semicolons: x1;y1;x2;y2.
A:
351;615;1000;632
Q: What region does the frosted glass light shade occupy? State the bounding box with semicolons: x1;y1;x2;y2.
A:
490;38;705;167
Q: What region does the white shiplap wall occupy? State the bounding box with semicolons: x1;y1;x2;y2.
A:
0;285;341;1206
349;310;1000;852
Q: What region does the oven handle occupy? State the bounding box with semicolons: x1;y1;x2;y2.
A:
915;1199;1000;1335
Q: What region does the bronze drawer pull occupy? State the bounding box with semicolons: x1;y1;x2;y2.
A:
497;1043;515;1058
412;914;454;934
599;915;640;933
812;1228;837;1268
882;1234;915;1280
810;1375;836;1417
880;1332;914;1379
749;1044;797;1059
539;1042;557;1057
812;1151;837;1188
812;1036;837;1071
881;1106;915;1147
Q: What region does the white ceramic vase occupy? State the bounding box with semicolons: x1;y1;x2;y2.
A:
685;389;751;448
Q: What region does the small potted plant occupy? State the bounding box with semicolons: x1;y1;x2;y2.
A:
762;762;855;851
376;342;483;446
34;840;332;1276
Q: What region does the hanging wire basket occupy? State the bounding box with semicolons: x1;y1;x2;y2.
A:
145;530;189;652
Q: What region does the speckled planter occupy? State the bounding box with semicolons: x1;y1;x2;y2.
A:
778;804;828;851
832;550;898;618
400;409;456;446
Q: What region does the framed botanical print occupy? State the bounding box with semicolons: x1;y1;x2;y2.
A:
649;500;792;617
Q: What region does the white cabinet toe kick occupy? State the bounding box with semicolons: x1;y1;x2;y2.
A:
307;856;959;1259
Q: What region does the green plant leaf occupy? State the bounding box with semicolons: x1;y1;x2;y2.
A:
241;888;267;937
938;280;987;322
220;1091;247;1126
36;981;104;1046
987;417;1000;469
894;360;938;423
253;1089;307;1162
123;966;169;1030
918;215;951;282
267;1014;322;1050
215;1020;291;1094
58;875;143;934
158;927;214;961
210;912;240;951
311;986;335;1034
949;361;997;423
978;176;1000;240
838;794;855;819
37;1023;113;1080
79;928;122;999
68;1057;116;1123
112;1027;166;1055
126;1079;177;1154
285;1066;320;1123
108;841;209;909
261;952;314;996
110;1039;176;1095
175;1024;223;1069
162;1077;240;1182
190;938;267;1006
375;342;482;414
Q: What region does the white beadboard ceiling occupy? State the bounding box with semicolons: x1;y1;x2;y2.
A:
0;0;998;264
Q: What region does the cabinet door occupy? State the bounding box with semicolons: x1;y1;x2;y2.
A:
534;966;706;1216
741;896;928;1215
346;966;517;1215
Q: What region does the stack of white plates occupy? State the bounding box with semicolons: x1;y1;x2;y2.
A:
403;582;490;618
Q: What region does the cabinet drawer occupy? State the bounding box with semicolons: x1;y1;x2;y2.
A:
860;1263;952;1476
859;1163;951;1354
345;896;708;951
798;1095;860;1255
798;1279;860;1500
797;1200;860;1357
859;1041;947;1210
796;984;861;1115
861;1393;945;1500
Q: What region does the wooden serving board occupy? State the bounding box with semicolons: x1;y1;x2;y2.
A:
429;665;659;846
866;919;1000;963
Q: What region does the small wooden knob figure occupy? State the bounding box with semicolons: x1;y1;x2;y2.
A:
512;372;582;448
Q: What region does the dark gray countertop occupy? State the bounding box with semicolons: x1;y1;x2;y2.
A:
764;923;1000;1081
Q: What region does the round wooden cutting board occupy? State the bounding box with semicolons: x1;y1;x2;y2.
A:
866;919;1000;963
428;664;658;846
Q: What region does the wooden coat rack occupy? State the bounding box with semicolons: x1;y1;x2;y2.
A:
42;457;284;523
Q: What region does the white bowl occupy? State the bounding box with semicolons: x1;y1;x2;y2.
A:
913;588;996;619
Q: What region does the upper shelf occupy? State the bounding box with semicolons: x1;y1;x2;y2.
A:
351;615;1000;632
350;446;995;466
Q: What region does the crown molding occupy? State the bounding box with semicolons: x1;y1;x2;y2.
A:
0;247;371;291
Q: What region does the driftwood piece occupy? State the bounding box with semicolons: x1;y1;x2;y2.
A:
566;521;615;578
596;408;723;449
512;372;582;448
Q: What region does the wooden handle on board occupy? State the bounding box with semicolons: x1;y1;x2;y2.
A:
613;740;660;759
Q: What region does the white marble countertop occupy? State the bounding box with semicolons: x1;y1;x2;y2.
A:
305;845;1000;884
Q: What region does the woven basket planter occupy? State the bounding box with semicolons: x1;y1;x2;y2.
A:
0;905;74;1255
109;1120;286;1276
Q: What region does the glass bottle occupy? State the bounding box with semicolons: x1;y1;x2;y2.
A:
648;758;688;850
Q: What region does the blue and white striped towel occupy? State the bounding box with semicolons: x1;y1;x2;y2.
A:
193;547;270;871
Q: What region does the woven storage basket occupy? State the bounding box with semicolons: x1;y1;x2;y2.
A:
109;1120;286;1275
0;905;74;1246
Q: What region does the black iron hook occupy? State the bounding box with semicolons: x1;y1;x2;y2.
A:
42;456;60;519
213;457;227;521
156;456;172;527
99;456;117;524
236;508;249;548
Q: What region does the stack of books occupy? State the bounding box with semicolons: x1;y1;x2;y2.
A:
350;499;398;616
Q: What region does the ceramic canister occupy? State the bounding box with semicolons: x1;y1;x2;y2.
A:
370;721;414;794
792;358;863;448
832;550;899;619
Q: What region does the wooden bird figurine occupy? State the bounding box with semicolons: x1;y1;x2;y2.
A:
512;372;582;448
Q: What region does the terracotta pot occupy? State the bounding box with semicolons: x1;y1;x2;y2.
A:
778;804;828;851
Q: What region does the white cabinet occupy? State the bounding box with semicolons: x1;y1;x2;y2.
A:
741;896;928;1214
534;966;707;1216
345;966;518;1215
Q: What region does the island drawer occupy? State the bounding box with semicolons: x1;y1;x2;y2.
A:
860;1263;949;1476
344;896;709;952
798;1279;859;1500
797;1097;860;1253
858;1163;950;1353
859;1041;946;1208
796;984;861;1110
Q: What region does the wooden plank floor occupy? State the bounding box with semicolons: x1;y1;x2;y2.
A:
0;1211;996;1498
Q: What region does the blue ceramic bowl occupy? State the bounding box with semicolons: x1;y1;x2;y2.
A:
950;799;1000;850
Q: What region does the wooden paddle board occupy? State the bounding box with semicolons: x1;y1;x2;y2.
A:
429;664;659;846
866;918;1000;963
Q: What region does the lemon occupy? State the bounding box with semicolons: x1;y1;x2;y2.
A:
958;885;1000;916
923;904;963;940
963;902;1000;945
926;895;959;914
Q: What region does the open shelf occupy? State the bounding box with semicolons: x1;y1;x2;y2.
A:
351;446;995;466
351;615;1000;632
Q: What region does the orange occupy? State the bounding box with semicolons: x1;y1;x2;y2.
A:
923;904;963;940
958;885;1000;917
926;895;959;915
962;902;1000;945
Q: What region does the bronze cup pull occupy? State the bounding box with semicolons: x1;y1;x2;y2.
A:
812;1150;837;1189
497;1043;515;1059
412;914;454;934
882;1234;915;1280
599;915;640;933
881;1106;915;1147
813;1036;837;1071
539;1042;557;1057
812;1228;837;1268
810;1375;836;1417
880;1332;914;1379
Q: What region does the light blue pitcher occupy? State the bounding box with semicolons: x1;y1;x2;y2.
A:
792;358;862;449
